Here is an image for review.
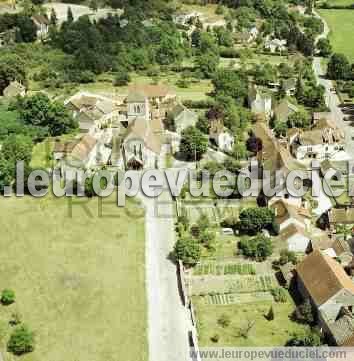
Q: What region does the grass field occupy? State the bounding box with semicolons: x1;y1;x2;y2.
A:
320;0;354;6
319;9;354;61
0;195;147;361
193;296;308;346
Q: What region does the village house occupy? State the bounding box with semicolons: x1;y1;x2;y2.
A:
0;28;16;47
53;134;110;176
31;14;50;39
234;26;258;44
313;112;333;126
168;103;198;133
290;118;345;161
328;208;354;232
296;250;354;346
127;84;176;109
3;81;26;98
264;38;287;54
274;99;298;124
172;12;199;26
65;92;122;134
208;117;234;153
248;85;272;119
281;78;297;96
271;199;312;252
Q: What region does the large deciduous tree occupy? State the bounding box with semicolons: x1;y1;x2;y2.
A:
179;126;208;161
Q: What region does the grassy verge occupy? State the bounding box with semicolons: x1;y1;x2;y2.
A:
0;195;147;361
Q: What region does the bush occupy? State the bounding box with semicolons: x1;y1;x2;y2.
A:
173;236;201;266
1;289;15;305
10;311;22;326
211;334;220;343
7;325;35;355
113;71;131;86
217;314;231;328
271;288;288;303
279;249;297;265
219;48;239;58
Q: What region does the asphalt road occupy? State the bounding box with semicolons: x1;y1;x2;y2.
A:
312;11;354;158
142;190;192;361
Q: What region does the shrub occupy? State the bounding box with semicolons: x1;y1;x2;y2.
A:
7;325;35;355
10;311;22;326
113;71;131;86
173;235;201;266
211;334;220;343
1;289;15;305
217;314;231;328
271;288;288;303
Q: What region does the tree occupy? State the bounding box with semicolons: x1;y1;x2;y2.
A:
317;38;332;57
7;325;35;355
273;121;287;138
279;249;297;265
217;314;231;328
17;94;78;136
238;207;275;235
15;14;37;42
294;299;315;325
246;134;262;153
286;328;322;346
327;53;351;80
295;76;305;104
232;141;247;160
287;110;310;128
239;234;273;260
196;115;209;134
196;52;219;79
113;71;130;86
180;126;208;161
212;70;248;104
0;54;26;94
173;236;201;266
50;8;58;26
89;0;98;12
266;306;274;321
67;6;74;23
1;289;15;305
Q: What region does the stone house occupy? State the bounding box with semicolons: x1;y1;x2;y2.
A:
296;250;354;345
209;118;234;153
53;135;101;176
265;38;287;53
271;199;312;252
248;85;272;119
31;14;50;39
290;118;345;161
3;81;26;98
65;92;121;134
273;99;298;124
169;103;198;134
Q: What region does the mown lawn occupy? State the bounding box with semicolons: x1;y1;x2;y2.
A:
193;296;308;346
0;195;147;361
319;10;354;61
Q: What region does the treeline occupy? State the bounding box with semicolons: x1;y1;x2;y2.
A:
0;12;37;43
0;94;78;191
48;13;186;79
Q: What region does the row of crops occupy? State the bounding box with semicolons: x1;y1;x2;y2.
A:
226;274;277;294
193;262;256;276
204;291;274;305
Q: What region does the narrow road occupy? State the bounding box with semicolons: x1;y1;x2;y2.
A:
139;148;192;361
